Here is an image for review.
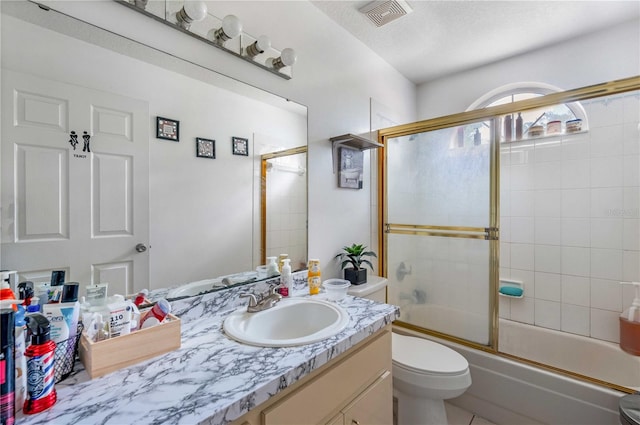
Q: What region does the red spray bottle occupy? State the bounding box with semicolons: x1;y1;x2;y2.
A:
23;314;56;415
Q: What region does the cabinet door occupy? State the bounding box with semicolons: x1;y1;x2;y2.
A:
343;371;392;425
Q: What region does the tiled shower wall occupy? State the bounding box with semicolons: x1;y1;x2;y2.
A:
265;159;307;271
499;91;640;343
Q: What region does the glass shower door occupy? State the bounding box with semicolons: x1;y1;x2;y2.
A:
384;120;498;346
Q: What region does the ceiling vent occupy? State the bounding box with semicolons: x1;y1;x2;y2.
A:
359;0;413;27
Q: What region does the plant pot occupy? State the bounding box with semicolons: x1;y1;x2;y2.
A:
344;268;367;285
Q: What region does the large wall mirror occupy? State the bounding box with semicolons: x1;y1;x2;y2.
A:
0;1;308;296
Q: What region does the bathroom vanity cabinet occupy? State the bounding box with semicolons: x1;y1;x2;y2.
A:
232;324;392;425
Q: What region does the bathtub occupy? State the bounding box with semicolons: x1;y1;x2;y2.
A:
396;304;631;424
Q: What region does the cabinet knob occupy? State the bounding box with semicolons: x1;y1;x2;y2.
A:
352;420;360;425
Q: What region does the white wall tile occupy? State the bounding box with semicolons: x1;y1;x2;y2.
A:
500;242;511;268
535;139;562;163
590;218;623;249
562;134;590;160
562;246;590;277
510;164;535;191
590;156;623;188
590;278;622;311
510;269;535;299
511;244;534;271
624;219;640;251
535;161;562;189
561;218;590;247
591;187;623;218
535;244;561;273
511;217;534;243
500;216;511;241
535;190;562;217
499;296;511;319
561;303;590;336
623;250;640;282
624;187;640;213
590;308;620;343
587;99;624;128
535;217;561;245
510;190;534;217
510;296;534;324
561;159;590;189
591;248;623;280
622;122;640;155
535;299;561;330
535;271;561;302
623;155;639;187
561;274;590;307
589;125;624;158
561;189;590;218
623;96;640;124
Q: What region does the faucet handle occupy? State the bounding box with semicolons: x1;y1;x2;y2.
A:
239;292;258;307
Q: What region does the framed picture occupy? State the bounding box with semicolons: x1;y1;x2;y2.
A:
232;137;249;156
156;116;179;141
196;138;215;159
338;147;363;189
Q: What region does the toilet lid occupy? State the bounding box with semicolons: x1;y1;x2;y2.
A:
392;333;469;375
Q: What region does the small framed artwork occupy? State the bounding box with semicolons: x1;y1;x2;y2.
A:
339;146;364;189
196;138;215;159
232;137;249;156
156;116;180;141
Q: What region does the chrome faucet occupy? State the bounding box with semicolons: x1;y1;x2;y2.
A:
239;285;282;313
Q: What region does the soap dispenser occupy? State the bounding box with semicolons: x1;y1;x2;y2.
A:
620;281;640;356
280;259;292;298
266;257;279;277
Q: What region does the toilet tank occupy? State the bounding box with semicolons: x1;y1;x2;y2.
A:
347;276;388;303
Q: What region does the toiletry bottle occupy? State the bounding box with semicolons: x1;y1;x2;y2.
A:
515;112;523;140
280;259;292;297
266;257;279;277
139;299;171;329
105;295;133;338
504;114;512;141
0;309;15;425
14;306;27;415
42;283;80;345
473;128;481;145
278;254;288;273
0;280;18;312
308;259;321;295
23;314;56;415
620;282;640;356
133;289;149;307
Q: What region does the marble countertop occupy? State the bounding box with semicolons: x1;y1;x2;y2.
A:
16;277;399;425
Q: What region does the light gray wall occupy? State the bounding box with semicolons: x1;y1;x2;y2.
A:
42;0;417;280
416;18;640;119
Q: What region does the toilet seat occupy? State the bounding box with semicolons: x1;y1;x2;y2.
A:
392;332;469;376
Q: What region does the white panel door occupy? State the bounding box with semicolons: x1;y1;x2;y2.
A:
1;70;149;295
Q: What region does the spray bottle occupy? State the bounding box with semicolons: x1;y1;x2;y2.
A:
23;314;56;414
620;281;640;356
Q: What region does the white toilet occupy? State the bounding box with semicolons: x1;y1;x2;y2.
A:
348;276;472;425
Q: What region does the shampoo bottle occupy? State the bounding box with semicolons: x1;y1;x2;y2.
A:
14;305;27;414
620;281;640;356
280;259;292;297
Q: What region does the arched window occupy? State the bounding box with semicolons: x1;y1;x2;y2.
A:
468;82;588;142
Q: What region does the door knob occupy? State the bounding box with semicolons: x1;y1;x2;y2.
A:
135;243;147;253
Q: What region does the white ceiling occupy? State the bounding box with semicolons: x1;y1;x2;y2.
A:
311;1;640;85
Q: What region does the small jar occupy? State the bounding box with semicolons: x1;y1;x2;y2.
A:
308;259;321;295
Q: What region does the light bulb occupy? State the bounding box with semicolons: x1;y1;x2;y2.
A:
280;48;297;67
176;1;208;30
222;15;242;39
267;48;297;71
246;35;271;58
210;14;243;44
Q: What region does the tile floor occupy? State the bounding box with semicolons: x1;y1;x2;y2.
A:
445;402;497;425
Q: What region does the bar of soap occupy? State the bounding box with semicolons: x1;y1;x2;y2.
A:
499;286;523;297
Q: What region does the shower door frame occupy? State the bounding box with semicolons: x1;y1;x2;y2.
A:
377;75;640;391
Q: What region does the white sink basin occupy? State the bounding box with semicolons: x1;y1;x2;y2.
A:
223;298;350;347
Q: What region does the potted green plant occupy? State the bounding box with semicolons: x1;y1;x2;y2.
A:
334;243;377;285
